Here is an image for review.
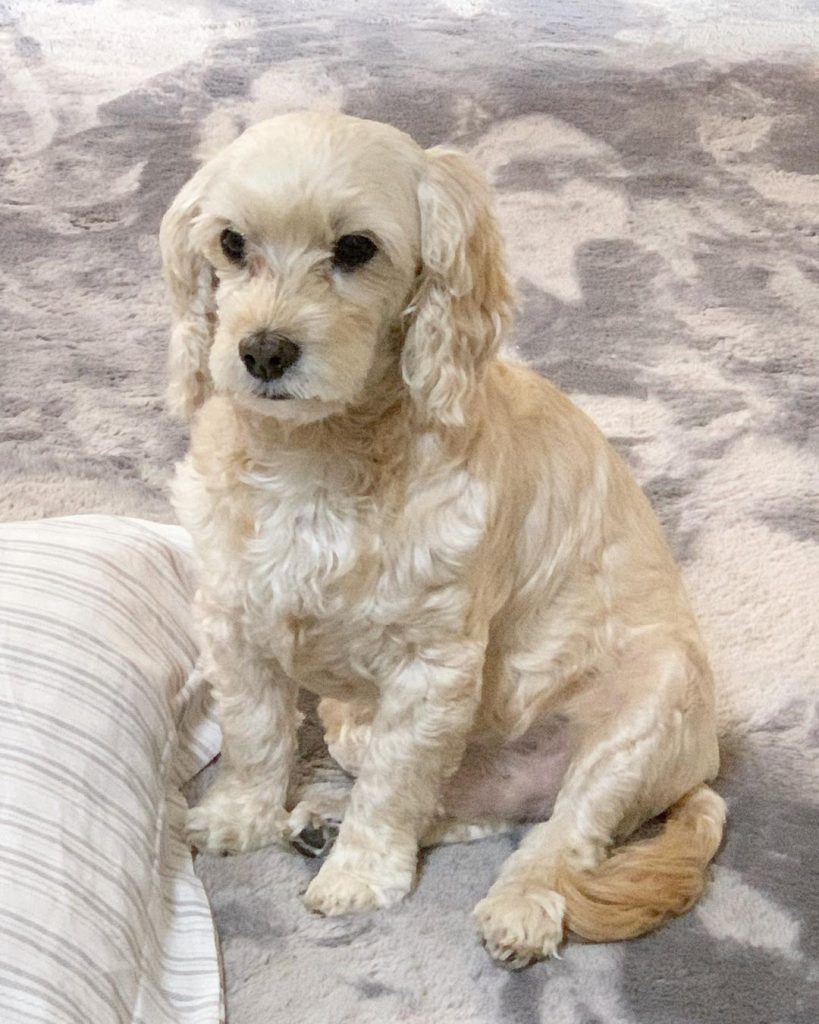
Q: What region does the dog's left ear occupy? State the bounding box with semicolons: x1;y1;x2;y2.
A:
402;148;513;427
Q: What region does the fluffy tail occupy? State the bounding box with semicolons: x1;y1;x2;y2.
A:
554;784;726;942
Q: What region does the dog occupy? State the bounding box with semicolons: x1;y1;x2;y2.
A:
161;111;725;968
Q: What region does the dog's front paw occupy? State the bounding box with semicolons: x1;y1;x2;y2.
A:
474;888;566;969
303;853;414;916
186;773;288;855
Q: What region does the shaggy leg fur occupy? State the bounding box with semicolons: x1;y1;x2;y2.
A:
304;651;483;915
186;602;301;853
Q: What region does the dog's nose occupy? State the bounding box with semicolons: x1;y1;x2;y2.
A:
239;330;301;382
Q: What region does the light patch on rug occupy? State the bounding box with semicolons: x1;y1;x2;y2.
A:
697;867;802;957
618;0;819;61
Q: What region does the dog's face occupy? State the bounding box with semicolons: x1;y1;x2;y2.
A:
195;115;423;422
161;112;512;426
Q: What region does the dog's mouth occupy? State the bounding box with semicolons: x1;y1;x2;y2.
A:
235;385;344;423
252;385;296;402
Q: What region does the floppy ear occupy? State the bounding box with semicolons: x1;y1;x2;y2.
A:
159;165;218;420
402;148;513;427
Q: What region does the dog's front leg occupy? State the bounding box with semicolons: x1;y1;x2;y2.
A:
186;597;299;854
304;643;483;915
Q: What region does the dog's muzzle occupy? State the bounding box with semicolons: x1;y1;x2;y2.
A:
239;329;301;382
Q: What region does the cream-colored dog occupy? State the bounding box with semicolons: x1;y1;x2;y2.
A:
161;111;725;968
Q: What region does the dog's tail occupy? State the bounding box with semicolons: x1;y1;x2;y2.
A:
554;784;726;942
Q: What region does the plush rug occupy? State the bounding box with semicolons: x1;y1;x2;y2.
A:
2;2;817;1022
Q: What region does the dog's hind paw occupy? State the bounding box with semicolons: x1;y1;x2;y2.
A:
286;785;349;858
474;888;566;969
289;821;338;858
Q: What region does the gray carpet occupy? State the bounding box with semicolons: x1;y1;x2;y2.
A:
2;2;818;1022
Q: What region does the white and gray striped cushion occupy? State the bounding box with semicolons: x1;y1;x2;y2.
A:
0;516;223;1024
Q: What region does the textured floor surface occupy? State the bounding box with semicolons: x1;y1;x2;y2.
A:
1;2;818;1022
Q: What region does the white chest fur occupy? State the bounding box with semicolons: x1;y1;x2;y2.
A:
173;445;490;696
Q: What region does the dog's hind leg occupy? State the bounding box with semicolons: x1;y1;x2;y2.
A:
474;645;724;968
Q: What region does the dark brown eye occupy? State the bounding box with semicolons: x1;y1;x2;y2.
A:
220;228;245;264
332;234;377;271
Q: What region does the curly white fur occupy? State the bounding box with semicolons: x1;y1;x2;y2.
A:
161;111;724;967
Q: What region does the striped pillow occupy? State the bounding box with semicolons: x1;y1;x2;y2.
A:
0;516;223;1024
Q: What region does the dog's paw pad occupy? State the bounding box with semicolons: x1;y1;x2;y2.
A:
290;822;338;859
286;796;345;858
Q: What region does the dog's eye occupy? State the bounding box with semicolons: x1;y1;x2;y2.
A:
332;234;377;271
220;228;245;264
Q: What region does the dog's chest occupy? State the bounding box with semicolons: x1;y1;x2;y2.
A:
223;460;489;690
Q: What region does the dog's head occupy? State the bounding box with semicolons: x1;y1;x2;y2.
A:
160;111;511;426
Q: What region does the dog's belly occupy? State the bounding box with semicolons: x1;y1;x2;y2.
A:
443;713;573;823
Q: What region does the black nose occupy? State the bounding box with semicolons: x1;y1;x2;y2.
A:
239;330;301;382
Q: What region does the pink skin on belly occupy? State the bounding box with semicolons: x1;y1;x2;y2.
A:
442;713;573;823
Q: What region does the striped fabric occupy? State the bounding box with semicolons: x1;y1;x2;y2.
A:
0;516;223;1024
